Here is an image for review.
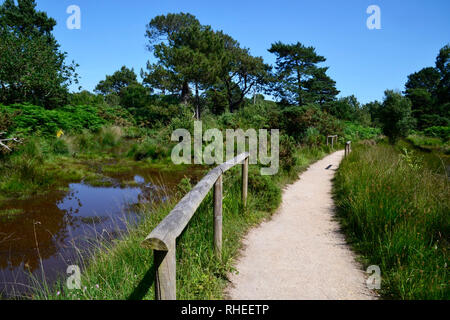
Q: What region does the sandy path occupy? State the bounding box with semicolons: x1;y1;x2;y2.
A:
227;150;375;300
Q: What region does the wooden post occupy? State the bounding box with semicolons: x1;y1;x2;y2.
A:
213;175;223;259
242;157;248;208
154;239;176;300
345;141;351;157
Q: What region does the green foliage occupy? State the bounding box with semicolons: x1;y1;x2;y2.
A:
378;90;416;143
334;144;449;299
279;134;299;170
68;91;105;106
278;104;342;143
304;127;321;146
144;13;271;117
95;66;139;95
342;122;381;141
119;83;152;110
0;0;78;108
0;105;17;133
324;95;371;125
127;137;170;161
3;104;107;136
50;138;69;155
97;105;136;127
98;126;123;148
268;41;339;106
423;126;450;141
405;44;450;130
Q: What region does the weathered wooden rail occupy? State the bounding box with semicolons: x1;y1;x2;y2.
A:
345;141;352;157
0;132;21;152
141;152;250;300
327;135;338;148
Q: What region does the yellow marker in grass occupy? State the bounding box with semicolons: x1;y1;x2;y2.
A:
56;129;64;138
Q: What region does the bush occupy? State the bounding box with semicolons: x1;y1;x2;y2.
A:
378;90;416;143
51;138;70;155
98;126;123;147
3;104;106;136
279;104;342;142
127;137;169;161
248;166;281;212
279;134;298;171
342;122;381;142
424;126;450;141
304;127;321;146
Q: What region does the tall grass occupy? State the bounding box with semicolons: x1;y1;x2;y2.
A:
334;143;449;299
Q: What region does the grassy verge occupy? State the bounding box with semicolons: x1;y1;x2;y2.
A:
32;145;335;300
406;134;450;155
0;126;176;202
334;142;449;299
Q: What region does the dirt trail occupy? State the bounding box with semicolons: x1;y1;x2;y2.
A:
227;150;375;300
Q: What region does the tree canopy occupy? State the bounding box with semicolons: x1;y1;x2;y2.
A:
379;90;416;143
268;41;339;106
0;0;77;108
95;66;139;95
143;13;271;117
404;44;449;129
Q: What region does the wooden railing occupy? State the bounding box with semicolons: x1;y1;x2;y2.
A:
345;141;352;157
327;135;338;148
0;132;21;152
141;152;250;300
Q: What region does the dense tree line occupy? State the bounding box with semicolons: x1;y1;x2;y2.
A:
0;2;448;144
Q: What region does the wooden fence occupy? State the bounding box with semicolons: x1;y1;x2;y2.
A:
141;152;250;300
345;141;352;157
327;135;338;148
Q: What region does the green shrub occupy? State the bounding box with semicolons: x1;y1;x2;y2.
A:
127;138;169;161
424;126;450;141
248;167;281;212
304;127;321;146
3;104;107;136
342;122;381;142
51;138;70;155
98;126;123;148
279;134;299;171
279;104;342;142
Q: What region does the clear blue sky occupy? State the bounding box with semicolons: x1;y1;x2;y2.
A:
26;0;450;104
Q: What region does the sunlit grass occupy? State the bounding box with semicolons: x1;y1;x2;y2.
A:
334;143;449;299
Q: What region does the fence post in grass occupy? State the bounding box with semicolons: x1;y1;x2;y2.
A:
213;174;223;259
242;157;248;208
345;141;351;157
142;153;249;300
153;239;176;300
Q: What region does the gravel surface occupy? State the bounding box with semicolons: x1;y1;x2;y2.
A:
227;150;376;300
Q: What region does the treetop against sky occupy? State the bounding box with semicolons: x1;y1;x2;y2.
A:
19;0;450;104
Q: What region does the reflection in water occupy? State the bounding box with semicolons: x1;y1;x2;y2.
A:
0;167;202;298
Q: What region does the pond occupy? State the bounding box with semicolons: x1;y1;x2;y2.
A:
0;165;204;298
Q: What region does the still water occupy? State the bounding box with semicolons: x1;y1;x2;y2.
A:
0;166;203;298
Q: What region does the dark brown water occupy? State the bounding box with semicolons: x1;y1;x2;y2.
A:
0;166;203;298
